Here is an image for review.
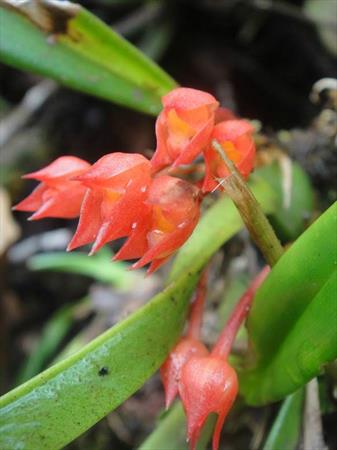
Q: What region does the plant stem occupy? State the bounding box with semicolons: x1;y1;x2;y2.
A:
212;139;284;267
187;268;208;340
211;266;270;359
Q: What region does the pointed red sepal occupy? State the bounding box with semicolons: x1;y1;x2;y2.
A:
179;356;238;450
131;176;200;272
74;152;151;190
14;156;90;219
151;88;219;171
202;119;256;192
13;183;47;212
160;338;209;409
68;153;152;252
22;156;90;185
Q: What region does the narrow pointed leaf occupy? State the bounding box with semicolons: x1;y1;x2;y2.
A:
0;0;176;114
0;175;276;450
263;389;304;450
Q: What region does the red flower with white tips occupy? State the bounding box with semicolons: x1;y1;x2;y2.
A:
67;152;152;253
179;356;238;450
13;156;90;220
178;267;270;450
203;119;256;192
126;175;201;274
151;87;219;171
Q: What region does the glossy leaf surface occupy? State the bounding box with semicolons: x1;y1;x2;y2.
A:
0;175;275;450
241;202;337;404
0;0;176;114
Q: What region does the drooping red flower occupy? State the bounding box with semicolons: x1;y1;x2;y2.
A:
178;267;270;450
122;175;200;274
67;152;152;253
13;156;90;219
179;356;238;450
160;337;209;409
151;87;219;171
202;119;256;192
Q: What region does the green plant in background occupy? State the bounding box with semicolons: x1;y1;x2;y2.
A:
0;1;336;449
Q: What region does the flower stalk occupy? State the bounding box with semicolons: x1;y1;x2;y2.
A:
211;265;270;358
212;138;284;266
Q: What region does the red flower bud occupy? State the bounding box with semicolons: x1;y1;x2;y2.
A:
203;119;255;192
151;88;219;170
67;153;152;252
179;356;238;450
160;337;209;409
13;156;90;219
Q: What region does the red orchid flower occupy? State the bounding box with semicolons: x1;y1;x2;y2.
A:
13;156;90;220
179;356;238;450
178;267;270;450
67;152;152;253
115;175;201;274
202;119;256;192
151;87;219;171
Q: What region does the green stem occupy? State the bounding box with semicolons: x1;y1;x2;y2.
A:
212;139;284;266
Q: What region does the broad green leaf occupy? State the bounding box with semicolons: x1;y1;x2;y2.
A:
0;0;176;114
0;273;198;450
263;390;304;450
0;176;276;450
28;248;135;288
241;202;337;405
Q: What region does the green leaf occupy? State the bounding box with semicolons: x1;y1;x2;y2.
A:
0;0;176;115
258;161;313;241
0;175;276;450
0;273;198;450
28;248;135;288
241;202;337;405
263;390;304;450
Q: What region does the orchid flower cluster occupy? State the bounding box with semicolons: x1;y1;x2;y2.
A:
14;87;259;449
14;87;255;274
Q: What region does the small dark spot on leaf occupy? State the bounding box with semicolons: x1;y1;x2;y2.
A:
98;366;109;376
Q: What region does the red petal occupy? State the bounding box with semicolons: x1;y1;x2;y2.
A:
132;220;197;270
150;111;172;171
163;87;218;112
13;183;47;212
23;156;90;184
67;190;103;251
113;207;151;260
75;153;151;190
213;119;254;142
29;183;87;219
172;116;214;167
160;338;209;409
90;179;152;254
